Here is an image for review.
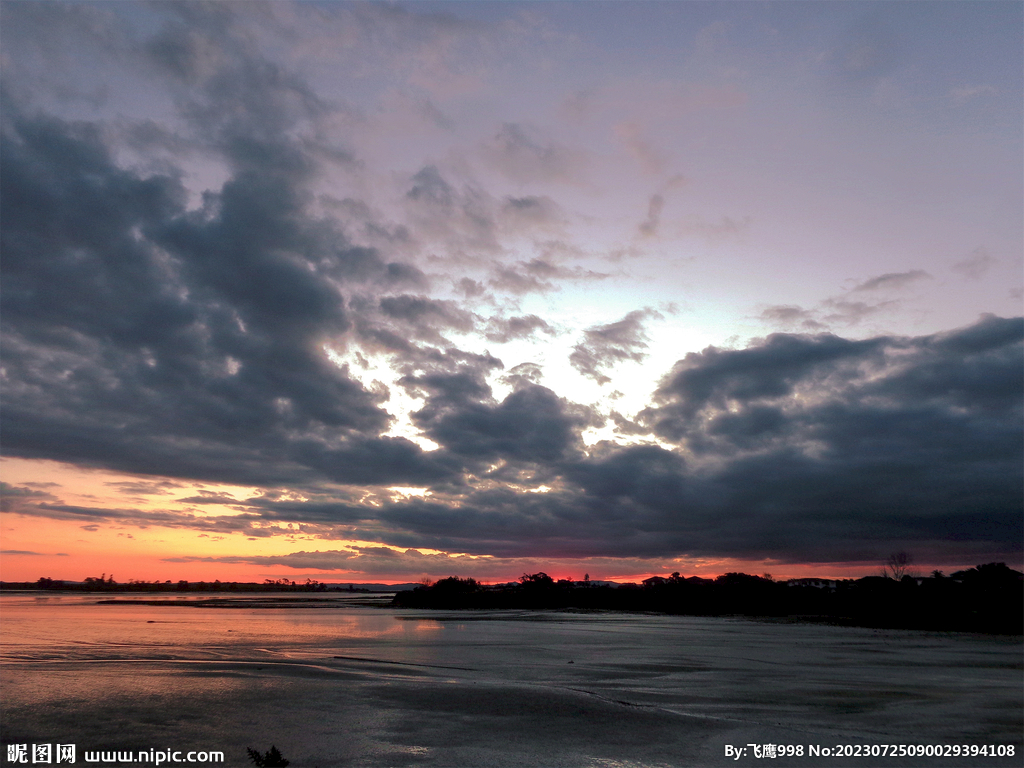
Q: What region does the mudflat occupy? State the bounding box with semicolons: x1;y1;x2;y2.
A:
1;594;1020;767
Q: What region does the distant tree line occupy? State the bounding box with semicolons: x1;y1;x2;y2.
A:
391;564;1024;634
3;577;362;593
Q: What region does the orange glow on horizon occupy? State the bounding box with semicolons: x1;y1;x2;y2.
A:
1;458;1010;586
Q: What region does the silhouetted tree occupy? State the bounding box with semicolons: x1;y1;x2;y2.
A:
246;747;288;767
432;576;479;593
387;563;1021;633
83;575;116;589
519;572;555;588
883;551;912;581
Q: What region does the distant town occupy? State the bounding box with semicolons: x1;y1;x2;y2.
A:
4;561;1021;634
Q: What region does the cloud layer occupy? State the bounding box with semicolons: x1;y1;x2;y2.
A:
1;2;1021;578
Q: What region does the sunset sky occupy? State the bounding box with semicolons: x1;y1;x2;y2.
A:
1;1;1021;585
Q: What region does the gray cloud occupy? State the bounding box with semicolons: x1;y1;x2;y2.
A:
4;316;1020;566
482;123;587;185
1;2;1019;578
377;294;477;344
500;195;565;230
638;193;665;238
851;269;932;292
488;265;554;295
403;165;500;255
759;305;826;331
485;257;608;297
569;309;661;384
484;315;555;343
612;315;1024;562
454;277;487;299
0;550;68;557
403;369;597;471
0;46;465;492
761;278;911;330
819;297;898;325
952;247;997;280
501;362;544;387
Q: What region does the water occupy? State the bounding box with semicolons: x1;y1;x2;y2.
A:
1;594;1020;767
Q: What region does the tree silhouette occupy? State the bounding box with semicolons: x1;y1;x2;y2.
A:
519;572;555;588
884;551;913;581
246;747;289;767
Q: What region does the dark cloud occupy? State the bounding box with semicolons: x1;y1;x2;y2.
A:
289;435;462;487
398;359;596;472
174;490;243;505
569;309;661;384
609;411;651;437
5;316;1021;566
106;480;186;497
645;332;882;430
377;294;477;342
142;4;351;179
0;482;59;512
611;315;1024;562
1;2;1019;577
0;550;68;557
3;486;374;539
851;269;932;292
0;62;456;491
415;384;594;466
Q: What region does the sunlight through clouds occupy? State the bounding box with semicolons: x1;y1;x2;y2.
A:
1;1;1020;584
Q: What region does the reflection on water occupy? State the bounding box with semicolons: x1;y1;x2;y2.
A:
1;593;423;663
1;594;1021;768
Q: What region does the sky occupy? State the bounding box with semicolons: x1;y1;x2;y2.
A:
1;1;1021;585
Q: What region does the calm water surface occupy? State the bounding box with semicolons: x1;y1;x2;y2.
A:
1;594;1020;767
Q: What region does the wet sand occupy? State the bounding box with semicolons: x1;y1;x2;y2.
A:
1;595;1020;767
